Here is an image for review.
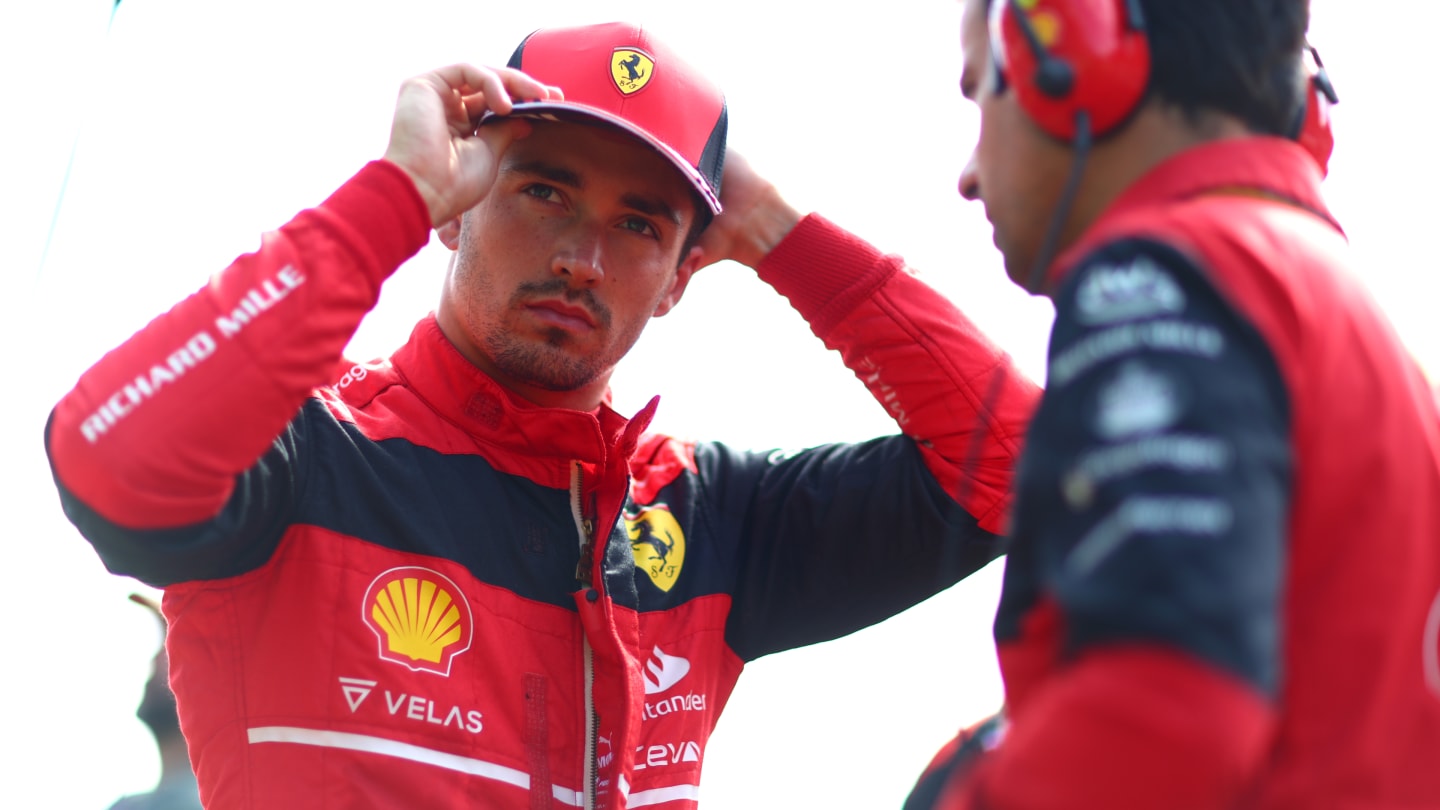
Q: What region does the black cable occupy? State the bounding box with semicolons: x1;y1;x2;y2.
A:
1025;110;1093;295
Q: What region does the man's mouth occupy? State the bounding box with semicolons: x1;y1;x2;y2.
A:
525;298;598;331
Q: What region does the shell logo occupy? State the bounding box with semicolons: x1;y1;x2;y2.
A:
362;567;474;676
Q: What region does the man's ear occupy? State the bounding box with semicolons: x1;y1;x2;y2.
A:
653;246;703;318
436;219;462;251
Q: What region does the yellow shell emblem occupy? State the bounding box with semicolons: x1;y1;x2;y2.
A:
627;505;685;592
362;567;473;676
610;48;655;96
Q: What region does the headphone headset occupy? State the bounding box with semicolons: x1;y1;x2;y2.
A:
989;0;1337;173
1293;45;1339;176
988;0;1150;142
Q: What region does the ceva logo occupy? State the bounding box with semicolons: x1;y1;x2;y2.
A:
362;566;474;677
643;647;690;695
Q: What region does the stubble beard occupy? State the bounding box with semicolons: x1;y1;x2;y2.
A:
482;279;630;393
485;326;605;392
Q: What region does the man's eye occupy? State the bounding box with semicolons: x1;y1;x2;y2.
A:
524;184;558;201
621;217;657;238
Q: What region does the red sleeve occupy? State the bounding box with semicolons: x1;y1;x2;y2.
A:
957;647;1274;810
755;214;1040;533
47;160;431;529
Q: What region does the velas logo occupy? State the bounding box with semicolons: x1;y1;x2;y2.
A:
628;505;686;593
610;48;655;96
362;567;474;676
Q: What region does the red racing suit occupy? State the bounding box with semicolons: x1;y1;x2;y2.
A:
46;160;1039;809
913;138;1440;808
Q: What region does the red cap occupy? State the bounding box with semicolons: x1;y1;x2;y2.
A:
503;22;728;214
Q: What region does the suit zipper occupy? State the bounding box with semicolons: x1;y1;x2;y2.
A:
571;461;599;810
584;639;598;810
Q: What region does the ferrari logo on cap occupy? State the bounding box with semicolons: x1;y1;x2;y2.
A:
611;48;655;96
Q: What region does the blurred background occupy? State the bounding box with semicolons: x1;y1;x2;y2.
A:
1;0;1432;806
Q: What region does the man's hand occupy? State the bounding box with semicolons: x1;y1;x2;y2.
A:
383;64;563;227
695;151;804;270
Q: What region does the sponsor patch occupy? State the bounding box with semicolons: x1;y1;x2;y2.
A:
335;674;484;734
1093;361;1184;441
362;567;474;676
639;646;708;721
628;506;685;592
1062;433;1232;510
643;647;690;695
1067;496;1234;576
1075;255;1186;326
611;48;655;95
1049;319;1224;388
633;740;702;770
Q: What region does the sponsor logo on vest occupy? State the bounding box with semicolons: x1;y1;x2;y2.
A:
640;647;707;720
633;740;702;770
643;647;690;695
1094;361;1183;441
628;506;686;593
857;355;911;427
1075;255;1186;326
338;677;376;711
336;675;484;734
610;48;655;95
362;567;473;676
78;265;306;444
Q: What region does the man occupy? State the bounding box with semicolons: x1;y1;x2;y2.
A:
106;594;202;810
46;21;1037;810
906;1;1440;807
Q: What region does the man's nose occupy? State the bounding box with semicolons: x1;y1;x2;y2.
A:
551;229;606;286
959;152;982;201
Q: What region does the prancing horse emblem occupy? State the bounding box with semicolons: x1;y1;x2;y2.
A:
626;505;685;592
610;48;655;96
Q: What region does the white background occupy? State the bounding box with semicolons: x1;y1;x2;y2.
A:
1;1;1433;806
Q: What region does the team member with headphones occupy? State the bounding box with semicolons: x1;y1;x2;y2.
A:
903;1;1440;807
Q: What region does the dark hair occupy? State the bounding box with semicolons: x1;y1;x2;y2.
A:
679;200;714;263
1141;0;1309;135
985;0;1310;136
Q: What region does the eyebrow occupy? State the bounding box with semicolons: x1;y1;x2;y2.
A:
510;160;583;189
620;192;682;227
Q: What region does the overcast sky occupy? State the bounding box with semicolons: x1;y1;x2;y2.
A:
2;1;1434;806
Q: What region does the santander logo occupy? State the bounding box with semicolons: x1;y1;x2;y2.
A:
643;647;690;695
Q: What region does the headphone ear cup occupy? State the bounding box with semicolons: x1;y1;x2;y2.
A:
1034;59;1076;99
1292;46;1337;176
992;0;1151;142
1295;76;1336;176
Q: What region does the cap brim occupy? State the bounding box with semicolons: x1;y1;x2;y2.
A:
486;101;722;215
